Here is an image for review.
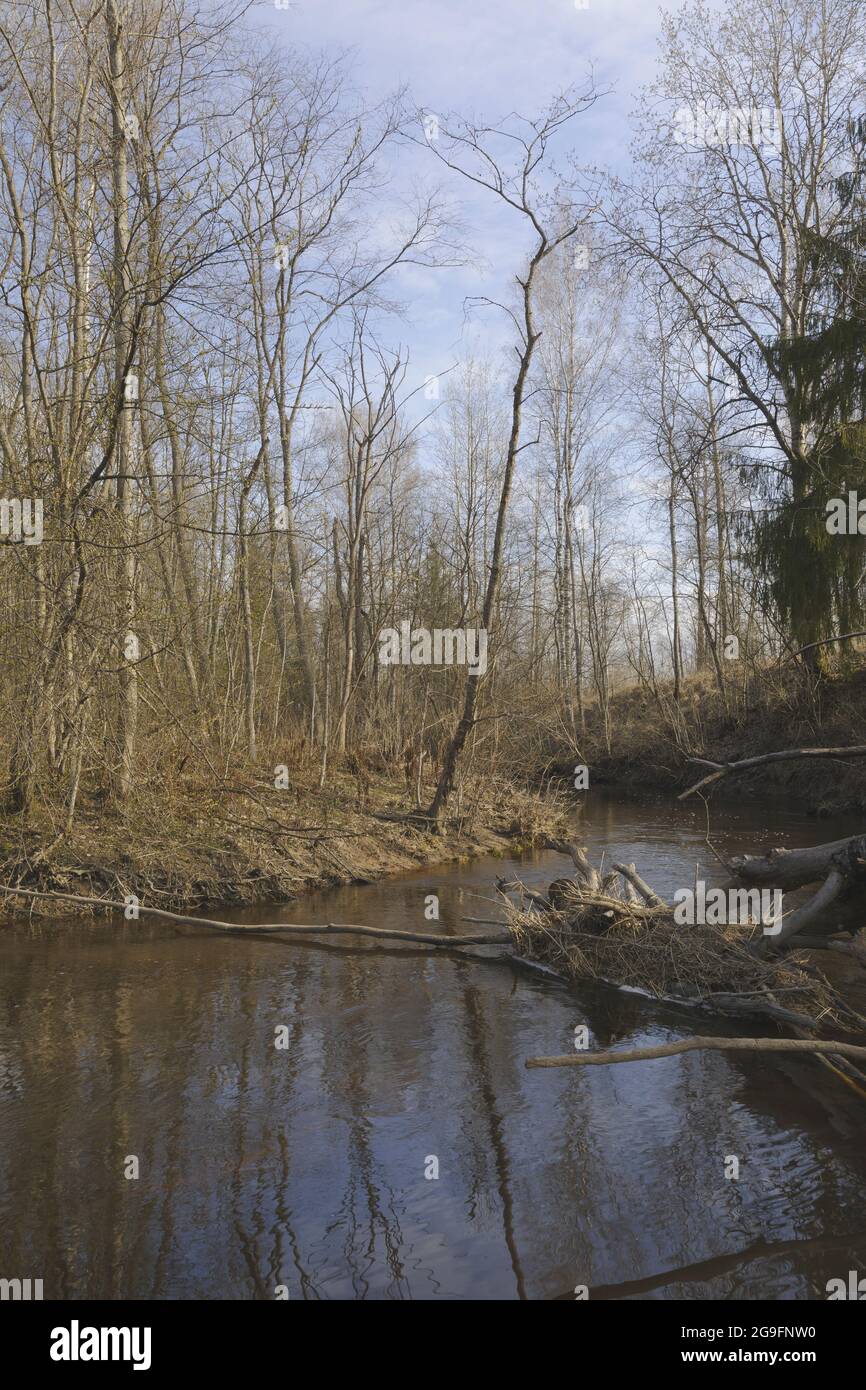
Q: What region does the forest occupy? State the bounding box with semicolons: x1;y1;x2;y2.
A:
2;0;866;1319
0;0;863;866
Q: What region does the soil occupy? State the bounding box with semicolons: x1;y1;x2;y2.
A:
0;768;569;916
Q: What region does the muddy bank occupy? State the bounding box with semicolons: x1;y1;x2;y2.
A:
0;770;568;916
558;669;866;816
584;748;866;814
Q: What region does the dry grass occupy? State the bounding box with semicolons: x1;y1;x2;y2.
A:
0;765;570;914
506;881;846;1029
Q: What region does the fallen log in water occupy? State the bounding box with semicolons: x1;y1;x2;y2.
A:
720;834;866;953
504;844;856;1032
506;846;866;1094
526;1037;866;1068
671;746;866;953
0;885;511;947
727;833;866;891
679;746;866;801
676;748;866;940
755;867;849;948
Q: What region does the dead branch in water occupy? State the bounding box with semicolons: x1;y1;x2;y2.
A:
680;746;866;801
544;839;668;906
726;835;866;954
727;833;866;891
756;867;848;949
526;1037;866;1069
0;885;511;947
610;861;666;907
510;845;850;1028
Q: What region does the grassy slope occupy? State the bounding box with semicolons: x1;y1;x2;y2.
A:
0;767;568;914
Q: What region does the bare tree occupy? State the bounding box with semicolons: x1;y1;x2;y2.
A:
424;90;598;818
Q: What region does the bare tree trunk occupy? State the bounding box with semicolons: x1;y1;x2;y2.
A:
238;476;258;762
669;487;682;702
429;274;541;818
106;0;138;801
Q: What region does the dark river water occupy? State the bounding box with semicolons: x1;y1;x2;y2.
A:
1;792;865;1300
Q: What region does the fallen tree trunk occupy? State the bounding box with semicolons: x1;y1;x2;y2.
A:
677;992;818;1029
676;747;866;943
760;868;848;948
0;885;511;947
526;1036;866;1069
680;746;866;801
723;835;866;953
728;834;866;890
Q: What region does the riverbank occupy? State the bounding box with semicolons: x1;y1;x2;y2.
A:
4;794;864;1300
562;667;866;816
0;768;569;916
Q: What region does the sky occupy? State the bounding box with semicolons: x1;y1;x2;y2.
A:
264;0;662;139
253;0;674;392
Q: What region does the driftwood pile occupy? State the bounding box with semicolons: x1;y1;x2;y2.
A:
503;840;858;1033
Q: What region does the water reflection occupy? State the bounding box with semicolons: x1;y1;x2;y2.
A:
0;791;864;1299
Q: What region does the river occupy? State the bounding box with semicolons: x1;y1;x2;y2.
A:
1;792;864;1299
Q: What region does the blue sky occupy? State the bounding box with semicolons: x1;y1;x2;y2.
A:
267;0;661;135
257;0;673;388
